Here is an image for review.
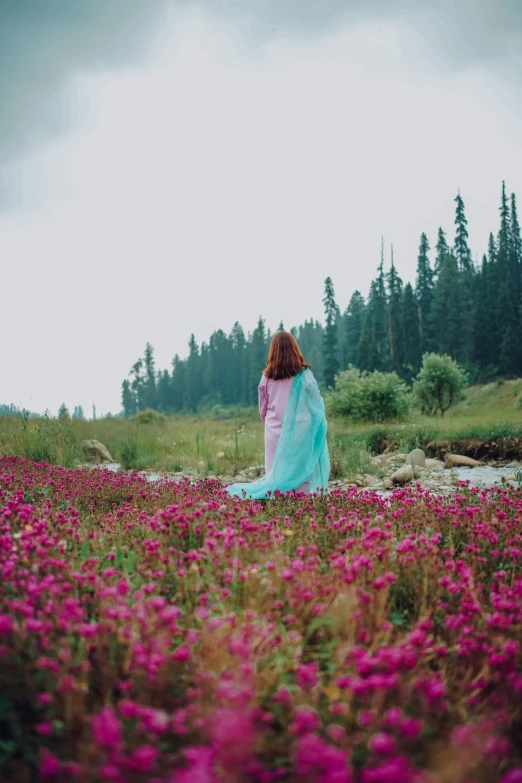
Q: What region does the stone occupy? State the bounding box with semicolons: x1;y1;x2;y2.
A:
425;458;445;472
82;439;113;463
505;461;520;469
445;454;483;468
382;477;393;490
407;448;426;468
216;452;225;458
371;455;389;468
390;465;414;485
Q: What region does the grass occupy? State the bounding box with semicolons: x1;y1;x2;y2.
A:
1;379;522;479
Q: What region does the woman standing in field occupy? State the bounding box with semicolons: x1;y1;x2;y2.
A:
226;331;330;499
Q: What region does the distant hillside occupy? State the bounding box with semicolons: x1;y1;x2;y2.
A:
446;379;522;419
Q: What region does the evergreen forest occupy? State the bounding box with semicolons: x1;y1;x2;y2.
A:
121;183;522;417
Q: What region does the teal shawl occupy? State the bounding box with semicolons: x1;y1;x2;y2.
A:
225;369;330;500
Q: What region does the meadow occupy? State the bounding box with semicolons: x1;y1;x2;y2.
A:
1;454;522;782
1;379;522;480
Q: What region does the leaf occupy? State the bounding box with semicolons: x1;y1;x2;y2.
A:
303;615;332;643
389;611;405;627
126;551;136;573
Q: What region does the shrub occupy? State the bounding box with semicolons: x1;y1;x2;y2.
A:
413;353;468;416
12;411;82;467
119;438;139;470
133;409;167;425
326;367;410;423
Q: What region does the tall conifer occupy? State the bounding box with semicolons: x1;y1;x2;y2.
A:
343;291;365;368
250;317;267;403
402;282;421;378
323;277;340;387
386;247;404;374
415;232;434;354
435;227;449;276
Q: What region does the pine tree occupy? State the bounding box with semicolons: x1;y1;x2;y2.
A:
510;193;522;311
199;342;210;405
454;191;473;272
415;232;434;354
472;256;496;374
435;227;449;276
143;343;157;410
129;359;145;411
431;254;468;363
58;403;69;419
278;320;285;332
359;247;388;372
185;335;201;412
342;291;365;368
323;277;340;387
249;316;267;404
156;370;172;413
298;319;324;382
386;247;404;374
230;322;248;405
402;282;421;378
496;182;520;373
170;355;186;410
356;313;373;372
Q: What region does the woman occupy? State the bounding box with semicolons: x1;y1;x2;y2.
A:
226;332;330;499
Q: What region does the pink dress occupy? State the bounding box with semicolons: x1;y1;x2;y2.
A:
258;374;309;494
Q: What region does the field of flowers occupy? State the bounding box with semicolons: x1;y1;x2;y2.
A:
1;454;522;783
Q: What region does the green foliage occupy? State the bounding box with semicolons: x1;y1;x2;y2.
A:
327;366;410;423
413;353;468;416
133;408;167;425
119;438;140;470
8;410;82;467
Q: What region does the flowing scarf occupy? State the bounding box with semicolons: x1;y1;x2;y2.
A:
225;369;330;499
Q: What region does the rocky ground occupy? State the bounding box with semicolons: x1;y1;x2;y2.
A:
79;439;522;494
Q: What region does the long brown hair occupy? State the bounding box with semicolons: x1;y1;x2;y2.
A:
264;331;310;380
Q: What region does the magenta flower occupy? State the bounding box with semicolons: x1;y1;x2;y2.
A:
369;732;395;755
173;643;191;661
91;706;123;751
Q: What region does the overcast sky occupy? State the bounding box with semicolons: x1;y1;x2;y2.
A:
1;0;522;416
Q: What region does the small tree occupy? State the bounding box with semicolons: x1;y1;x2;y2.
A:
327;367;410;423
58;403;69;419
413;352;468;416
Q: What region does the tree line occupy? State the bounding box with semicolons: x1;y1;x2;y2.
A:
121;182;522;417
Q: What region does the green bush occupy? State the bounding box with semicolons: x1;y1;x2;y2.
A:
12;411;82;467
326;367;410;423
120;439;139;470
133;409;167;425
413;353;468;417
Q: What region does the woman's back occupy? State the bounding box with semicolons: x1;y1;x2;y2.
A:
258;374;294;428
